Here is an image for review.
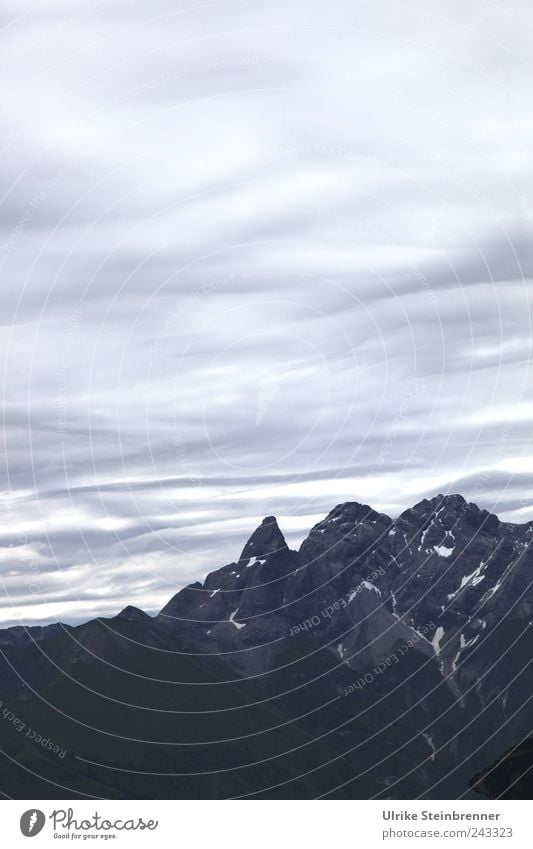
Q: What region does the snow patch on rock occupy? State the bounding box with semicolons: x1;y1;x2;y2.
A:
434;545;454;558
229;609;246;630
432;626;445;656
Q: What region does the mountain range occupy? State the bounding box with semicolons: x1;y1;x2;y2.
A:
1;492;532;799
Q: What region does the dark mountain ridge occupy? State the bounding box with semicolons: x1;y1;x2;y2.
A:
1;493;532;799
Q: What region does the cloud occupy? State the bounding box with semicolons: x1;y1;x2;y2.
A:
1;0;532;623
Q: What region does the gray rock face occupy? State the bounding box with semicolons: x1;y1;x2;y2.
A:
156;494;533;746
238;515;288;565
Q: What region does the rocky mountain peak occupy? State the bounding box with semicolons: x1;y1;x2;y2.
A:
115;605;150;622
397;492;501;532
326;501;388;524
403;493;466;520
302;501;392;539
238;515;288;565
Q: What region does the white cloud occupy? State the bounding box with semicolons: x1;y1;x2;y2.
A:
1;0;532;623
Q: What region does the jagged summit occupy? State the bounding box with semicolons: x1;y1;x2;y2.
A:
405;493;467;516
238;515;288;565
401;492;500;532
115;605;150;621
323;501;390;524
430;493;467;511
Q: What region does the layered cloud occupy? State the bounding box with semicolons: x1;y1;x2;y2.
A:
1;0;532;624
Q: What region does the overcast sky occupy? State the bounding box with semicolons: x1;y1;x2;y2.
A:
1;0;532;626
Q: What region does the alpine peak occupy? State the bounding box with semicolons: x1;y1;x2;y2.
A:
238;515;288;565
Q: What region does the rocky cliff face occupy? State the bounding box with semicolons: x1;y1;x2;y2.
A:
159;494;533;707
0;493;532;799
